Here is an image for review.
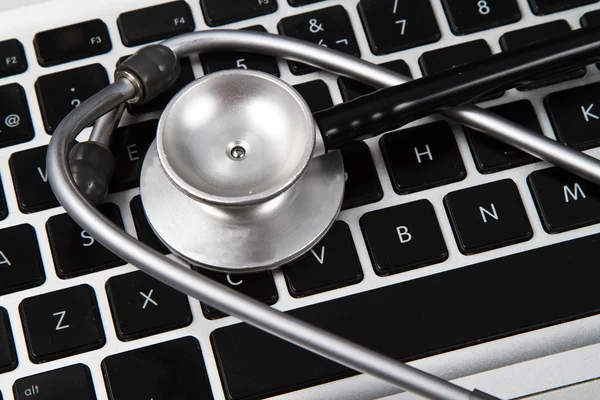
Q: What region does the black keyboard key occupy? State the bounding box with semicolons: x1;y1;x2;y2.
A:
283;221;362;297
201;0;277;27
358;0;441;55
528;0;598;15
195;269;277;319
444;179;532;254
117;1;195;47
0;224;45;296
464;100;542;174
109;120;158;192
339;141;383;209
106;271;192;341
288;0;325;5
441;0;521;35
9;146;59;213
420;39;490;75
19;284;105;363
46;203;126;279
0;83;34;148
360;199;448;276
293;80;333;112
34;20;111;67
528;168;600;233
380;121;466;195
0;307;17;374
211;233;600;400
102;337;214;399
201;26;279;76
130;195;169;254
36;64;109;133
13;364;95;400
278;6;360;75
581;9;600;28
125;58;194;115
545;82;600;150
500;21;585;90
0;39;27;78
338;59;411;102
0;179;6;221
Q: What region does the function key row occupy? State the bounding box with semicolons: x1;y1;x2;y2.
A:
1;0;600;78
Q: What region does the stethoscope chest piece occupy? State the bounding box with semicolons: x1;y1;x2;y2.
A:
140;70;345;273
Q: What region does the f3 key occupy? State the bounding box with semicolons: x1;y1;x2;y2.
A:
34;20;111;67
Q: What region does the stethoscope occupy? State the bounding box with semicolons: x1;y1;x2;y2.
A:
46;27;600;400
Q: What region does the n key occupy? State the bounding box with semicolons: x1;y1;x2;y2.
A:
19;285;105;363
444;179;532;254
528;167;600;233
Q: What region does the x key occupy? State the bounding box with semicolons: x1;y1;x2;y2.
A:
106;271;192;341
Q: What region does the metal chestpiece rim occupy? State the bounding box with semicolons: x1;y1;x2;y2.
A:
140;70;345;272
157;69;316;207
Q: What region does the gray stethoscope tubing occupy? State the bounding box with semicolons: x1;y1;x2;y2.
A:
48;29;600;400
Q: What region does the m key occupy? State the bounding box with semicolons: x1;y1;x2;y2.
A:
444;179;532;254
528;167;600;233
19;285;105;363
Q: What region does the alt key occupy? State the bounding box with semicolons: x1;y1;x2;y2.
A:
13;364;96;400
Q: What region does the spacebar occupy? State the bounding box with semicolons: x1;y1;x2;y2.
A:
211;233;600;400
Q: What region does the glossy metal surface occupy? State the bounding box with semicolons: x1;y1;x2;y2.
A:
142;142;344;272
157;70;315;206
162;30;600;186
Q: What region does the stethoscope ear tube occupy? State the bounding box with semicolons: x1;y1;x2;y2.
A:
314;26;600;150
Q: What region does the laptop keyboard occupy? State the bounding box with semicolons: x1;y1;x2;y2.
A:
2;1;600;399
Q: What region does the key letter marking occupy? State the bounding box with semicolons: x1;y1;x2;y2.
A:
564;183;586;203
310;246;326;264
479;204;499;223
53;311;70;330
396;226;412;243
581;104;599;122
